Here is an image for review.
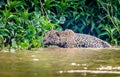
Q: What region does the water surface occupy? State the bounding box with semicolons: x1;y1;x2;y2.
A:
0;48;120;77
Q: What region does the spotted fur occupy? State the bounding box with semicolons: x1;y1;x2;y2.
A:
44;29;112;48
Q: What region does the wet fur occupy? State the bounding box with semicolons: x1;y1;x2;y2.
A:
44;29;112;48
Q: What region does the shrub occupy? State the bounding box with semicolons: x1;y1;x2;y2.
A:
0;0;58;49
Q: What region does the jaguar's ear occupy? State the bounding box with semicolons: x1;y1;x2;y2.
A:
64;29;75;35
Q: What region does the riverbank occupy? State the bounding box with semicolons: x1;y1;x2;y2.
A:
0;46;120;53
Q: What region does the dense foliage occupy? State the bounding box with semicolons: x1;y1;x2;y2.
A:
0;0;120;50
0;0;58;49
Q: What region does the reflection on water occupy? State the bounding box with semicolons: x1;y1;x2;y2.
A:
0;48;120;77
59;63;120;74
97;65;120;70
59;70;120;74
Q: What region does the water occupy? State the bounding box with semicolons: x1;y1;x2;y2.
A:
0;48;120;77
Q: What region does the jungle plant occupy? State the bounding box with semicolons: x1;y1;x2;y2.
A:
97;0;120;45
0;0;58;50
98;24;118;45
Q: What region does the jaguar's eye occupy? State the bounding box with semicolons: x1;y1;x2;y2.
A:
48;34;51;37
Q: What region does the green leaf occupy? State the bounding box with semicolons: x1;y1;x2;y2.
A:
7;0;24;9
0;29;10;37
98;24;104;28
91;20;95;31
20;39;29;49
28;25;35;31
98;32;109;37
0;20;5;28
4;9;11;18
21;10;30;19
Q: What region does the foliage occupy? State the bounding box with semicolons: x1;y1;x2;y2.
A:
97;0;120;45
0;0;58;50
0;0;120;50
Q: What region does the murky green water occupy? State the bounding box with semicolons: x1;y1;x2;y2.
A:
0;48;120;77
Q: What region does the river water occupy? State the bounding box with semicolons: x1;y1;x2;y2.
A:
0;48;120;77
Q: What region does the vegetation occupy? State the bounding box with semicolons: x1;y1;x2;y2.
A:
0;0;120;50
0;0;58;50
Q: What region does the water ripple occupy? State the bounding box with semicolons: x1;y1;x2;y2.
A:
58;70;120;74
